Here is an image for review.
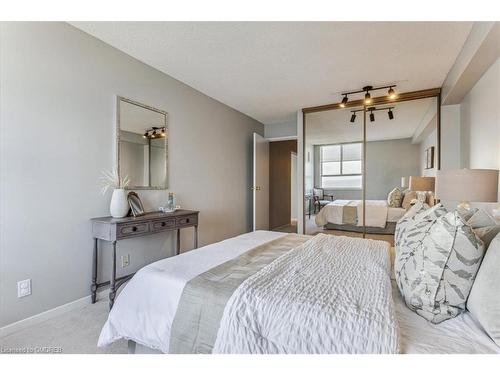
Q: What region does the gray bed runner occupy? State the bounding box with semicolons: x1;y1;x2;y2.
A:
342;203;357;225
168;233;310;354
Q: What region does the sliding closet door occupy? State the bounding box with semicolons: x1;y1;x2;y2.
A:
364;97;438;240
304;108;364;236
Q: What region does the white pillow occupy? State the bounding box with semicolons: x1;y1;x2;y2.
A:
467;209;496;229
467;232;500;346
395;209;485;323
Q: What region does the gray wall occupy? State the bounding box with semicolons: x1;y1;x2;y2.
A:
264;121;297;139
314;138;420;200
0;22;263;327
365;138;420;199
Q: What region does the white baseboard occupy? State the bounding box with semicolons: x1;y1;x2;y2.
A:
0;289;109;338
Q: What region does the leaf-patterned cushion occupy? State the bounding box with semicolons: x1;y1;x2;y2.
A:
394;202;442;248
395;209;485;323
387;187;403;208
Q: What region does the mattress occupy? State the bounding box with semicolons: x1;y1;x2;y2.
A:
98;230;500;354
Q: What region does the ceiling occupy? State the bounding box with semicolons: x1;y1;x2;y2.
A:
306;97;437;144
71;22;472;125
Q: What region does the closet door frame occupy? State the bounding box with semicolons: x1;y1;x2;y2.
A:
301;88;442;236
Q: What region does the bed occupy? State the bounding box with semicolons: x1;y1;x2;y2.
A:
98;231;500;354
314;199;406;234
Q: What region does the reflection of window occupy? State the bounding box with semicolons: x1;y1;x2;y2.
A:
320;143;362;189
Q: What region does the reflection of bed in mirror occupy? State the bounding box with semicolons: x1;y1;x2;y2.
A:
314;199;405;234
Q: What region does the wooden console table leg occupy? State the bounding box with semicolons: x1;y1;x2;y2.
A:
109;241;117;310
91;238;98;304
194;225;198;249
176;229;181;255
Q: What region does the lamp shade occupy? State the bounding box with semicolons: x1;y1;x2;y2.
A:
409;176;435;192
436;169;499;202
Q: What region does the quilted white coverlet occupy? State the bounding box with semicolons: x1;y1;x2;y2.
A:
213;233;399;354
315;200;389;228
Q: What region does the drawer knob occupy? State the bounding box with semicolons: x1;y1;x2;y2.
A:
132;226;137;232
186;218;190;223
161;222;166;227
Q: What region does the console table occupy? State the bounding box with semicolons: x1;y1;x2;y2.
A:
90;210;199;309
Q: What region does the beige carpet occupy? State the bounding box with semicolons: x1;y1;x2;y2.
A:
0;299;127;354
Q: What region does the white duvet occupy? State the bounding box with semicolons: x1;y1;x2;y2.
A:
98;231;287;352
315;199;389;228
213;233;398;353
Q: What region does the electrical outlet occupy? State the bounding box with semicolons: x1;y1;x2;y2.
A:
121;254;130;268
17;279;31;298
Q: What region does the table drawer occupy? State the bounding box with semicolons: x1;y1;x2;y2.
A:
117;222;150;238
175;215;198;228
152;218;176;232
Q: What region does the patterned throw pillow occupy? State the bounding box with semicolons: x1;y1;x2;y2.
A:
395;210;485;323
466;209;496;229
401;191;417;210
387;187;403;208
394;202;441;248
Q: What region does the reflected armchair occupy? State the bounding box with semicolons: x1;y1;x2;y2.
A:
313;188;334;213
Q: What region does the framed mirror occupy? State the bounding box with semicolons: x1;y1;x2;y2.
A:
117;96;168;189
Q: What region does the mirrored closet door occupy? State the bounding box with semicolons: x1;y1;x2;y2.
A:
304;107;364;236
303;88;441;242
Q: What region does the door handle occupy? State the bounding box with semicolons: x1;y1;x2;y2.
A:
256;186;261;191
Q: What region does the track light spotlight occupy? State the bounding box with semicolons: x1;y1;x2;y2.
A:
350;113;356;123
143;132;148;138
369;112;375;122
388;109;394;120
340;95;348;108
364;91;372;105
388;87;397;100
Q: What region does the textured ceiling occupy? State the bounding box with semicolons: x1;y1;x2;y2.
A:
71;22;472;125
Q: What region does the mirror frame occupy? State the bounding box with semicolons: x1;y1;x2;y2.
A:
116;96;169;190
301;87;442;235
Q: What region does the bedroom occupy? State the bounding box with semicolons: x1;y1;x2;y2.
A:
1;2;500;372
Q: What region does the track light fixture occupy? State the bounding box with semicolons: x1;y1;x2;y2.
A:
340;84;397;107
142;126;167;139
349;106;394;124
363;86;373;105
340;95;348;108
388;87;397;100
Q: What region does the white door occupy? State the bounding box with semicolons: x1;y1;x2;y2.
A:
253;133;269;231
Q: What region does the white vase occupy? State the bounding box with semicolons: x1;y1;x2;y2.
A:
110;188;129;218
